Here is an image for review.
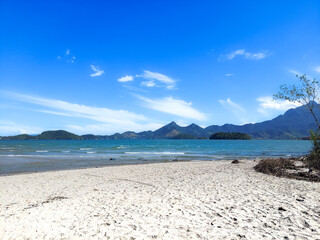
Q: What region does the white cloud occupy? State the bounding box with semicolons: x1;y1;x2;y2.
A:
225;73;234;77
58;49;76;63
257;96;302;115
219;98;248;123
137;70;176;89
136;95;207;121
0;92;170;135
222;49;268;61
225;49;245;60
118;75;134;82
288;69;316;80
0;120;42;136
3;92;146;125
314;66;320;74
141;81;155;87
65;122;163;135
247;52;266;60
90;65;104;77
219;98;245;113
175;120;189;127
288;69;302;76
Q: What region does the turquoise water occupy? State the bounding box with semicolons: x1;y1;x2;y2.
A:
0;139;312;175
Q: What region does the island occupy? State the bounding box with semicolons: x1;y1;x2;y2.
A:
209;132;251;140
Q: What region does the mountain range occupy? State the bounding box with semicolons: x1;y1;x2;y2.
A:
1;103;318;140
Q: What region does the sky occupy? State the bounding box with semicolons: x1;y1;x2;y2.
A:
0;0;320;135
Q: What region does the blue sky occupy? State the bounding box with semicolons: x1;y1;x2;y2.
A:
1;0;320;135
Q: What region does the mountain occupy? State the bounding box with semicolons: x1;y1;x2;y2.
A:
147;104;317;139
1;130;82;140
0;134;35;140
152;121;206;139
37;130;82;140
205;104;318;139
1;103;319;140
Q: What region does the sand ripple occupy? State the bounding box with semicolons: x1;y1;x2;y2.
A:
1;161;319;239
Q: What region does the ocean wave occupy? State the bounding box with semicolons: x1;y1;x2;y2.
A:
36;150;48;153
117;145;126;149
80;148;92;150
125;151;185;155
86;151;96;154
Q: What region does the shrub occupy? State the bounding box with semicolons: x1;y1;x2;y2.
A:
307;130;320;170
253;158;295;176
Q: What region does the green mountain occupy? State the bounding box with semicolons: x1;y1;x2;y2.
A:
1;130;82;140
152;121;206;139
1;103;318;140
205;103;318;139
0;134;35;140
37;130;82;140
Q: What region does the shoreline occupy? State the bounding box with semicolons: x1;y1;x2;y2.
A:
0;155;307;176
0;159;193;177
1;160;319;239
1;158;258;177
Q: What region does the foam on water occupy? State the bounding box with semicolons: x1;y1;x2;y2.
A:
0;139;312;175
125;151;185;155
117;145;126;149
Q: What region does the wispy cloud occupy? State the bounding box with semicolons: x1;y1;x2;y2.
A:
57;49;76;63
90;65;104;77
221;49;268;61
219;98;245;113
314;66;320;74
219;98;247;123
137;70;176;89
225;73;234;77
2;92;146;125
288;69;302;76
136;95;207;121
257;96;302;115
118;75;134;82
141;81;155;87
65;122;163;135
0;120;42;136
0;91;170;134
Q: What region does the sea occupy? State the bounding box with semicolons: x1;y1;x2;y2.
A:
0;139;312;175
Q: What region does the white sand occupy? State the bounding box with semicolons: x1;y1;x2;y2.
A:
1;160;320;239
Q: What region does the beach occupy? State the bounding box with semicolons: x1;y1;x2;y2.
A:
1;160;319;239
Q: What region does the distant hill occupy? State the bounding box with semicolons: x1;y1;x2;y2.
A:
1;103;319;140
1;134;35;140
37;130;82;140
1;130;82;140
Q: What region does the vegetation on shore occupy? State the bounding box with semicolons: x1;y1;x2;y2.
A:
254;74;320;182
254;158;320;182
273;74;320;171
209;132;251;140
